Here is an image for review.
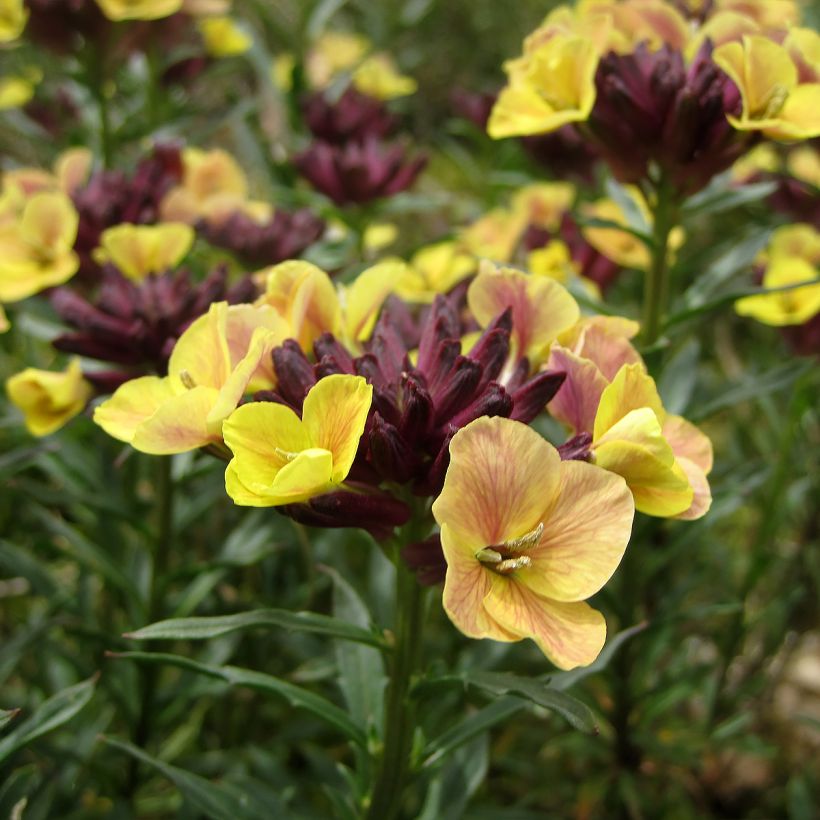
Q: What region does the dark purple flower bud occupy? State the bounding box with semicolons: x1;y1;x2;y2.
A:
368;415;422;483
302;87;397;144
401;534;447;586
468;309;512;387
282;486;411;540
368;321;411;386
448;382;513;429
508;370;566;424
398;375;435;442
522;126;600;183
558;432;593;462
200;208;325;268
431;356;482;421
272;340;317;409
416;295;461;374
313;333;356;373
294;137;426;206
414;433;453;497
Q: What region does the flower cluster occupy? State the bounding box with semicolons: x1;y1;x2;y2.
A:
488;0;820;194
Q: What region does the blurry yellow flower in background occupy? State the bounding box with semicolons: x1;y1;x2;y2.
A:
714;32;820;141
0;0;27;42
198;16;251;58
735;224;820;326
458;207;527;263
353;54;416;100
95;0;183;22
0;192;80;302
6;358;92;437
92;223;195;281
394;241;476;304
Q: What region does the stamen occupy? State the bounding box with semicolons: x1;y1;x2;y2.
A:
274;447;300;462
476;522;543;575
179;370;196;389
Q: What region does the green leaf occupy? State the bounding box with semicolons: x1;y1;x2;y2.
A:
124;608;387;649
326;567;386;732
418;733;488;820
604;176;651;235
109;651;366;748
421;698;523;769
572;215;653;247
658;340;700;415
306;0;350;38
99;737;279;820
0;709;20;731
681;178;777;218
690;359;813;421
468;672;599;734
0;676;97;764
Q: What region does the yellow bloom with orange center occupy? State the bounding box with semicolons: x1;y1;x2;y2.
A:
6;358;92;437
94;302;288;454
735;224;820;326
432;416;634;670
92;223;194;281
256;259;405;351
0;0;27;42
0;191;80;302
198;16;251;58
223;374;373;507
394;241;476;304
714;33;820;140
468;261;580;367
95;0;183;21
160;147;270;227
488;32;599;138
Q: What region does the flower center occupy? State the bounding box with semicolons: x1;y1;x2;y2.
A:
476;522;543;575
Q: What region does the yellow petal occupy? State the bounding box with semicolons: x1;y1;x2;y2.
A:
6;357;91;437
765;84;820;140
483;577;607;670
198;16;252;58
168;302;232;389
95;223;194;282
432;416;561;552
519;460;633;602
662;415;713;474
96;0;183;20
269;448;335;502
593;363;666;440
673;456;712;521
735;256;820;325
468;263;580;363
20;191;78;252
94;376;178;443
343;259;406;343
301;374;373;483
129;385;219;454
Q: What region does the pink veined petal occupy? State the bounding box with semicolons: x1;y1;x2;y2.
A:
483;576;607;670
131;385;220;454
546;345;608;434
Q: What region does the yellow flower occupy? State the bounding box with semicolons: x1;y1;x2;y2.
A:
305;31;369;90
526;240;601;299
786;145;820;187
714;34;820;140
92;223;195;281
3;147;93;196
488;33;599;138
95;0;183;21
160;148;270;227
362;221;398;254
198;16;251;58
6;358;92;437
735;255;820;326
458;207;528;263
432;416;634;669
0;192;80;302
223;374;373;507
94;302;288;454
256;259;405;351
353;54;416;100
730;143;780;183
0;0;27;42
0;76;34;109
468;261;580;367
713;0;800;30
580;195;651;270
394;241;476;304
511;182;575;233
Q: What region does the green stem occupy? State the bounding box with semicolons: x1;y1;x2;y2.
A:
367;558;425;820
641;178;679;349
127;456;175;798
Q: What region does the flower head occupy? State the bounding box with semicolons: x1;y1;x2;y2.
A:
6;357;92;436
223;374;373;506
432;416;634;669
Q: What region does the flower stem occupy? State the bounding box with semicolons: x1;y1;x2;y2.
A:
641;177;679;349
127;456;174;798
367;557;425;820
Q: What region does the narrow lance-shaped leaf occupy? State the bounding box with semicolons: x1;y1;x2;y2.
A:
108;651;366;748
124;608;387;649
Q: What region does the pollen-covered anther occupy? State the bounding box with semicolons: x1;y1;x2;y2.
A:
476;521;544;574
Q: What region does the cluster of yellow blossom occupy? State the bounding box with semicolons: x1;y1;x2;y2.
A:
488;0;820;143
